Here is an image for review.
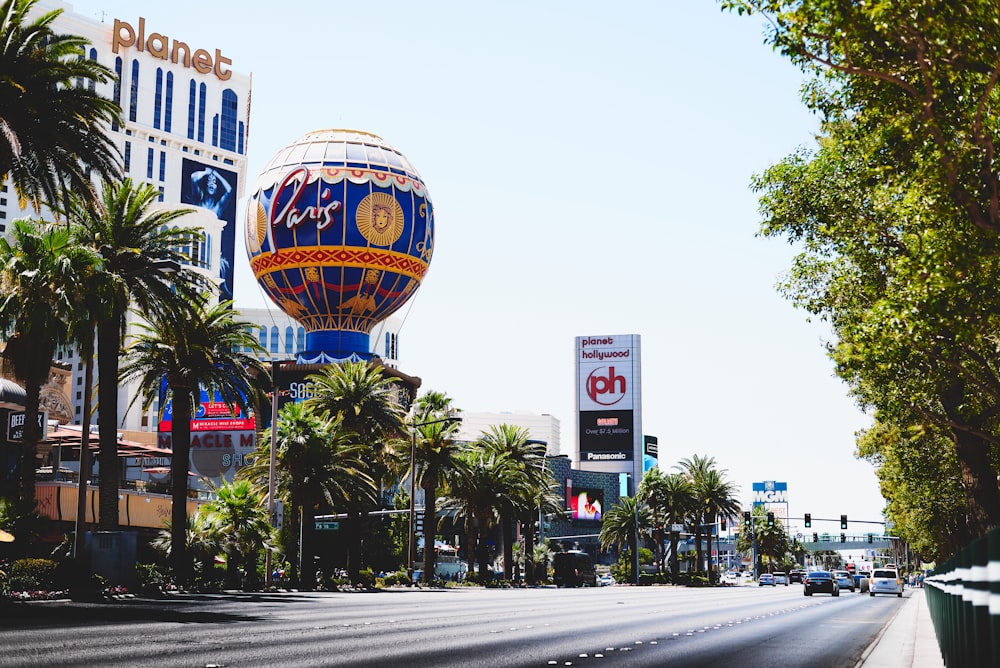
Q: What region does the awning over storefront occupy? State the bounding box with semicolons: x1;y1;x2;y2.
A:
0;378;26;410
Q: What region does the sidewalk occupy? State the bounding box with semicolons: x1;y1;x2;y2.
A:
858;589;944;668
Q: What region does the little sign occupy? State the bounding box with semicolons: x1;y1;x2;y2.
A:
314;521;339;531
7;410;48;442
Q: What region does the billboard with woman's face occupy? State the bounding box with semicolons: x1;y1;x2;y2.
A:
180;159;238;301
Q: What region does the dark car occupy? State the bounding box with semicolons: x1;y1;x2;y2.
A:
803;570;840;596
553;551;597;587
789;569;807;583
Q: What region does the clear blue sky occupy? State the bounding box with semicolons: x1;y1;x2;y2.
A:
65;0;887;535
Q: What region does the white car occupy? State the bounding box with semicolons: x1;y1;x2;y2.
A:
597;573;616;586
869;568;903;597
722;571;741;585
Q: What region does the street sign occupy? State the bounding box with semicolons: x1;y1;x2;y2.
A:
670;524;684;532
314;521;339;531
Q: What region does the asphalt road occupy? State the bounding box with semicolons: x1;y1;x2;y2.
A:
0;584;907;667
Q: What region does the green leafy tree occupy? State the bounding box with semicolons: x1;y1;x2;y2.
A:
304;361;405;583
723;0;1000;545
119;295;266;584
697;468;742;584
0;220;100;522
0;0;122;214
857;417;972;561
676;454;718;576
66;177;203;532
721;1;1000;236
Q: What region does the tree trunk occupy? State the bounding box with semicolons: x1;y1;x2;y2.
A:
523;513;536;585
17;380;43;528
170;388;193;586
421;476;436;584
669;532;680;580
941;380;1000;535
501;513;514;580
96;317;122;531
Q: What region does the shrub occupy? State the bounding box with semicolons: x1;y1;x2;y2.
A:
8;558;62;593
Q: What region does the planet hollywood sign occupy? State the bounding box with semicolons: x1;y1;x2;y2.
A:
112;17;233;81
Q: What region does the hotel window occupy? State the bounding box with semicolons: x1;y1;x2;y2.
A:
164;72;174;133
220;89;238;152
123;141;132;172
297;327;305;351
88;49;97;92
238;121;245;154
258;327;266;348
187;80;196;140
158;186;164;202
112;58;122;131
129;60;139;122
158;151;166;181
197;83;207;143
212;116;218;147
270;327;279;354
146;148;154;179
285;327;294;353
153;68;163;129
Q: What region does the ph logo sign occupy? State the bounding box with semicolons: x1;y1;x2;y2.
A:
586;367;626;406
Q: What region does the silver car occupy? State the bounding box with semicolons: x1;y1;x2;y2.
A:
869;568;903;597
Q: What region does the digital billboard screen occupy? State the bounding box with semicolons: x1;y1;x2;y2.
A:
568;487;604;521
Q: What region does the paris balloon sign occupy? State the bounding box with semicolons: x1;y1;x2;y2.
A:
245;130;434;363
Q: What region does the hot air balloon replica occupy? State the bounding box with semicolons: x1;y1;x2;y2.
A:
246;129;434;363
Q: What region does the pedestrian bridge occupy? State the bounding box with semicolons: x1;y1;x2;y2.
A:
800;535;895;551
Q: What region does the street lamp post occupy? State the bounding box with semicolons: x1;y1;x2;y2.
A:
407;413;460;582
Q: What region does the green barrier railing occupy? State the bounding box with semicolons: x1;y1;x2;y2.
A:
924;526;1000;666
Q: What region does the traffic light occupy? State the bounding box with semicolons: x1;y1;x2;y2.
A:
804;513;811;528
840;533;846;543
720;517;727;531
767;512;775;527
840;514;848;530
812;532;818;542
868;533;873;543
743;511;751;527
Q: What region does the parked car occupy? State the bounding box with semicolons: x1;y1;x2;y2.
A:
870;568;903;597
803;570;839;596
833;570;856;592
789;569;807;583
597;573;616;587
759;573;776;586
773;571;789;586
553;551;598;587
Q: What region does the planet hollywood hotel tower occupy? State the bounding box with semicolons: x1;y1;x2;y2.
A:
575;335;643;490
10;2;252;433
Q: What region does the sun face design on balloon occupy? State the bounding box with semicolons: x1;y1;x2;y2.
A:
356;192;404;246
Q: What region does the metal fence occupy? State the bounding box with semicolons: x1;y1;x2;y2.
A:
924;526;1000;666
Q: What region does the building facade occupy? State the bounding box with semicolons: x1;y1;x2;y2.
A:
9;1;253;434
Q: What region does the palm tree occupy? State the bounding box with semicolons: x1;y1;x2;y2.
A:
0;219;101;521
477;424;551;581
152;510;223;587
0;0;122;214
697;468;742;584
639;469;694;580
404;392;464;584
205;479;272;589
305;360;405;583
119;295;267;584
67;178;205;532
676;454;718;577
439;447;526;581
599;495;653;584
239;401;375;588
